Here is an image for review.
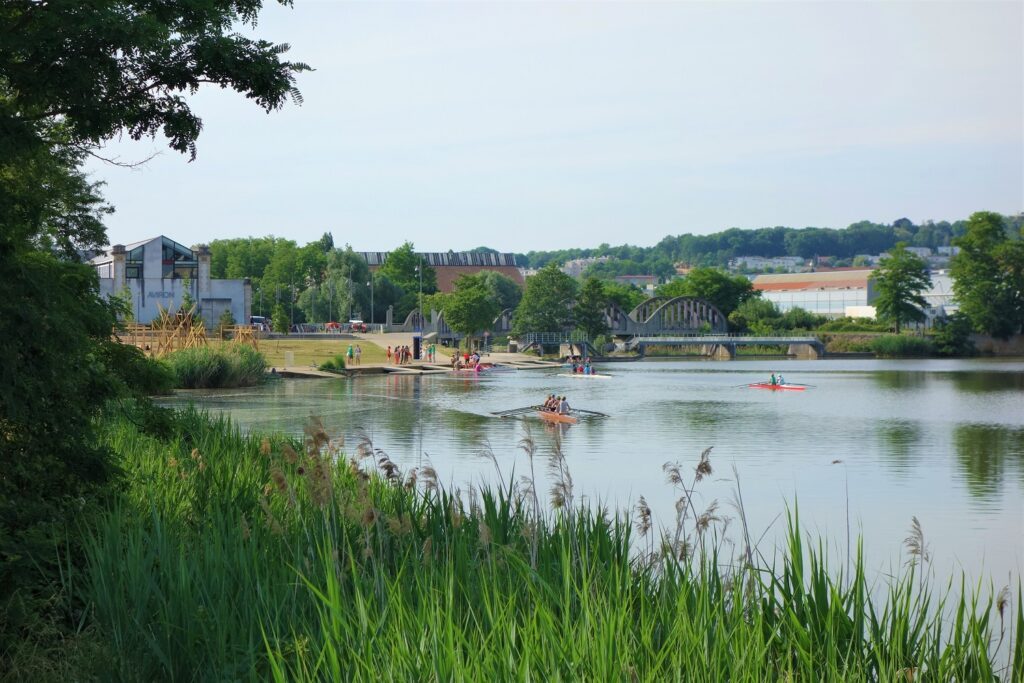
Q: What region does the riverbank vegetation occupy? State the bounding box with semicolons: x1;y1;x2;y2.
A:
165;346;267;389
41;413;1015;679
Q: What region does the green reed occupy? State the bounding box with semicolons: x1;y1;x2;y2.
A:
164;345;267;388
84;410;1021;681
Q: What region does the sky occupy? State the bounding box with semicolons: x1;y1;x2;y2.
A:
87;0;1024;253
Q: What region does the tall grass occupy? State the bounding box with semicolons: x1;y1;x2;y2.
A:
871;334;934;358
84;412;1021;681
164;345;266;388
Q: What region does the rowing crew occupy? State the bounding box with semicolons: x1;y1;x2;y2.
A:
542;394;571;415
768;372;786;386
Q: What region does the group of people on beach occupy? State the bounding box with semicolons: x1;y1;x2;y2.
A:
386;345;414;365
541;394;571;415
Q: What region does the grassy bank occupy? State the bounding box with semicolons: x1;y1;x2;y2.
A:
216;337;387;367
74;412;1022;680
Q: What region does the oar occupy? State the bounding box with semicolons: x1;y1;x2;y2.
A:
784;382;816;387
491;405;544;417
571;408;609;418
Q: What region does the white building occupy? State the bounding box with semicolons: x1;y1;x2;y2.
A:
91;236;250;325
728;255;806;272
752;269;877;317
560;256;610;278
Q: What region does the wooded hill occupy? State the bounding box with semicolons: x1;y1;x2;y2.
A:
515;213;1024;278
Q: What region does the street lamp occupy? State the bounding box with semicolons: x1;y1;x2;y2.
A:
416;256;423;332
366;279;374;329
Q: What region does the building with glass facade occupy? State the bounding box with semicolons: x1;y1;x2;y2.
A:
91;236;250;325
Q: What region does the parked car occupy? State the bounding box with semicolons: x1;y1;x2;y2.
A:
349;319;368;333
250;315;270;332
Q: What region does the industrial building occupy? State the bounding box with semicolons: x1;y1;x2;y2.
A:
360;251;524;293
91;236;250;325
752;269;877;317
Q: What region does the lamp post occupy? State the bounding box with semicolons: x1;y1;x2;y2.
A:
367;279;374;329
417;256;423;332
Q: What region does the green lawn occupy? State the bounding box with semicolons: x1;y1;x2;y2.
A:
213;337;387;368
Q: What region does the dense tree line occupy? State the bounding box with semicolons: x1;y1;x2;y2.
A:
519;214;1023;275
0;0;306;663
209;238;439;325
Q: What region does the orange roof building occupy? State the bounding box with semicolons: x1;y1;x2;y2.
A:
752;269;877;317
361;251;524;293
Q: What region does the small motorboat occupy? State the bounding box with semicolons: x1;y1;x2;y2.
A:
535;410;579;425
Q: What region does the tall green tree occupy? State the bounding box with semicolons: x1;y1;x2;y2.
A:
870;243;931;333
574;277;609;339
656;268;758;318
378;242;437;320
951;212;1024;338
601;280;647;312
0;0;307;651
512;264;578;335
436;275;501;349
476;270;523;311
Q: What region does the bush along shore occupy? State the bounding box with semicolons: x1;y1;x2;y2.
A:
72;410;1024;680
163;345;267;389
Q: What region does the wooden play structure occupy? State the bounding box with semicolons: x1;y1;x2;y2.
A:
117;303;209;358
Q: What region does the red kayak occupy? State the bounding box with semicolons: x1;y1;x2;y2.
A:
748;383;806;391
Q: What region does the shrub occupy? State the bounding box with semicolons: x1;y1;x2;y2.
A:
870;334;933;358
165;345;267;388
319;354;347;373
932;313;976;357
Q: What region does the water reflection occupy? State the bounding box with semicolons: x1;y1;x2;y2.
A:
953;424;1024;500
945;371;1024;393
873;371;928;391
876;420;922;473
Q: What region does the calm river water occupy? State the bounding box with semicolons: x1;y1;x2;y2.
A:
164;358;1024;586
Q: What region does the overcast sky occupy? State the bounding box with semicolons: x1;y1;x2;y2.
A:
88;0;1023;253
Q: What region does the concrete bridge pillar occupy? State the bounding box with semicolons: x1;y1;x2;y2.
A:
710;344;735;360
788;343;823;359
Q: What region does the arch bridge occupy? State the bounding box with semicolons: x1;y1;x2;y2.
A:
605;296;728;336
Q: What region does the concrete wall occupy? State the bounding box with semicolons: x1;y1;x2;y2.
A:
99;277;248;325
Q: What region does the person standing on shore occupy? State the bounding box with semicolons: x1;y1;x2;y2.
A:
386;345;392;363
354;345;362;365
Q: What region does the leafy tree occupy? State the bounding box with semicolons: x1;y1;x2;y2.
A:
379;242;437;296
476;270;523;311
0;1;306;655
728;298;782;333
574;277;609;339
272;303;289;334
951;212;1024;338
932;313;976;357
0;1;309;160
656;268;758;318
601;280;647;312
512;264;578;335
438;275;501;349
870;243;931;333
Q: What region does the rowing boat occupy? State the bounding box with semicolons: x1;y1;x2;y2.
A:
748;382;806;391
535;410;578;425
556;373;611;379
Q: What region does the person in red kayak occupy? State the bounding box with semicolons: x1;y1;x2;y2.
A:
770;372;777;386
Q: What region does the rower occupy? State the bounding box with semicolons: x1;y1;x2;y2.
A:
557;396;570;415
